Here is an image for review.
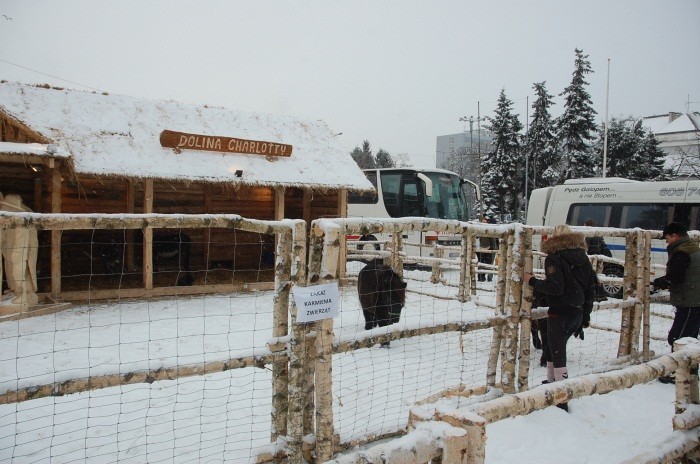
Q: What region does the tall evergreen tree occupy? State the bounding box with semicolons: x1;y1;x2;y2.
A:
556;48;598;180
591;116;670;180
350;140;376;169
375;148;395;168
524;82;559;193
483;89;523;220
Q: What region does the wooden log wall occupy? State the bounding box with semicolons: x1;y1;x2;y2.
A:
0;160;343;296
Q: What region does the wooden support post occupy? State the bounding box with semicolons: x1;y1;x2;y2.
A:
465;422;487;464
517;227;534;392
391;232;404;279
143;179;154;290
457;232;471;303
470;234;478;296
337;189;347;280
630;230;645;361
641;231;652;362
50;165;61;298
674;339;700;416
495;234;508;316
311;222;341;462
271;225;292;441
617;232;637;358
431;245;444;284
125;180;135;270
500;230;520;393
442;432;469;464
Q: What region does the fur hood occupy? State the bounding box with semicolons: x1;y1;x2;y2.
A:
541;232;587;254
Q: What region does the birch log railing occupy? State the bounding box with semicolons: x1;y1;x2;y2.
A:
302;218;669;462
0;212;306;455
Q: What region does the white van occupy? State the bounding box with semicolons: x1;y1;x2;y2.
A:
526;177;700;295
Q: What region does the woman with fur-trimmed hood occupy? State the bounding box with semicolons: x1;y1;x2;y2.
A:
524;225;597;411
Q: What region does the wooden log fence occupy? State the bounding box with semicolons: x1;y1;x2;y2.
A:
3;212;692;463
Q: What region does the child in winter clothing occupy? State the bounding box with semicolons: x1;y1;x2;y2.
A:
524;225;597;411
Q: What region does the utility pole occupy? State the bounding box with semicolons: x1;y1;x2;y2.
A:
603;58;611;178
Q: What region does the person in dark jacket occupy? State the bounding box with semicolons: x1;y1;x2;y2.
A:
524;225;597;411
583;219;612;257
652;222;700;383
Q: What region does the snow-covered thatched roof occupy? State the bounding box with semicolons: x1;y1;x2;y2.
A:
0;82;373;191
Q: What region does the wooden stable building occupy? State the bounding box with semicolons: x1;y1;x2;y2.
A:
0;81;372;302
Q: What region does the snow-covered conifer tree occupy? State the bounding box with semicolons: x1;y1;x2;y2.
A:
375;148;395;168
591;116;670;180
350;140;377;169
555;48;598;180
524;82;559;193
483;88;523;220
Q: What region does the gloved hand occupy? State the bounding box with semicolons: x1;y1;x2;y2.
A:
573;324;585;340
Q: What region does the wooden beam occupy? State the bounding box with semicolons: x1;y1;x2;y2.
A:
50;163;61;298
143;179;154;290
125;180;135;269
337;189;347;280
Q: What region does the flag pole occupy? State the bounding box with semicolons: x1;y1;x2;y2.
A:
603;58;610;178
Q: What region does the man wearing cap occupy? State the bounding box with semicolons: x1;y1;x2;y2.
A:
652;222;700;383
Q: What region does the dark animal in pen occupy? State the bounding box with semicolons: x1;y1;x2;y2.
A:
358;259;407;347
97;233;194;286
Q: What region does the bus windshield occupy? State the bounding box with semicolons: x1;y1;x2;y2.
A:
348;168;475;222
422;172;470;221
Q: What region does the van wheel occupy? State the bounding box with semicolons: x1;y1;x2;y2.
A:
601;264;624;299
358;235;380;251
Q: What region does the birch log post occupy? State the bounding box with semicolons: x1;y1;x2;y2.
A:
674;338;700;416
391;231;404;280
517;227;534;392
629;230;645;361
287;221;310;464
457;232;471;303
487;232;509;387
500;230;520;394
641;230;652;361
469;233;478;296
271;226;293;441
618;232;637;357
431;245;444;284
312;221;341;462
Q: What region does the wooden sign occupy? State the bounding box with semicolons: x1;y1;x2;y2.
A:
160;130;293;157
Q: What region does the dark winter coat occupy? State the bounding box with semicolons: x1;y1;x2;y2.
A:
528;232;597;323
358;260;407;330
653;236;700;308
586;236;612;257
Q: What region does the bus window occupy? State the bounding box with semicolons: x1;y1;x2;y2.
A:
348;171;378;204
380;172;402;218
567;204;612;227
620;204;669;230
401;178;422;217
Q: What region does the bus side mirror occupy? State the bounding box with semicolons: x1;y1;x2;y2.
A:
417;173;433;197
461;178;481;202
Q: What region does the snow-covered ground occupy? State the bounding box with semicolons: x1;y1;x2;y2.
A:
0;262;680;463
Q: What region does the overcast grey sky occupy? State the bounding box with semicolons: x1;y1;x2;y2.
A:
1;0;698;168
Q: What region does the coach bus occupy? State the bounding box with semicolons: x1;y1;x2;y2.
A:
347;167;480;259
526;177;700;295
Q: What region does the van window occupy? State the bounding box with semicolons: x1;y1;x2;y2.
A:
619;204;670;230
567;204;613;227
